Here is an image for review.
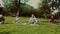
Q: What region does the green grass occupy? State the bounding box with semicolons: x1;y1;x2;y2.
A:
0;17;60;34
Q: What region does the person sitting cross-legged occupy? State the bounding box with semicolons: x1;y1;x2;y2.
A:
50;15;56;23
29;14;37;24
14;15;20;23
0;14;5;24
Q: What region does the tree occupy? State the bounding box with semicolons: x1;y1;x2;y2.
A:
20;3;34;16
2;0;30;16
12;0;29;16
2;0;13;15
11;0;20;16
39;0;51;18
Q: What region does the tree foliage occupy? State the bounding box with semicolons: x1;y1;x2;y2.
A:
38;0;51;18
2;0;60;18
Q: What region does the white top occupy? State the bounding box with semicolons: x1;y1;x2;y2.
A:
15;17;20;22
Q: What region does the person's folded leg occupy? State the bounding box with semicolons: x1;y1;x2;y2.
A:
0;21;3;24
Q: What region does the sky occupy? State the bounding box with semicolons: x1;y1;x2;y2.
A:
0;0;4;7
0;0;41;8
21;0;41;9
27;0;41;9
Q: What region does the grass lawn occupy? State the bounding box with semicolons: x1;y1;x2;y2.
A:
0;17;60;34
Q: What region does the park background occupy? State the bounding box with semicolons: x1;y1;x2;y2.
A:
0;0;60;34
0;0;60;18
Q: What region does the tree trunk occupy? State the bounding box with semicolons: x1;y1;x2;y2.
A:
16;0;20;16
17;9;19;16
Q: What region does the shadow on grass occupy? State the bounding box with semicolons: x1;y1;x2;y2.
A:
0;31;10;34
4;22;14;24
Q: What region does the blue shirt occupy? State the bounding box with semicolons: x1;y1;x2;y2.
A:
29;17;37;22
